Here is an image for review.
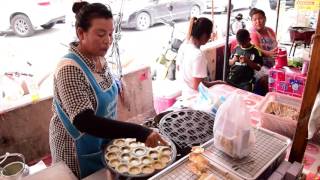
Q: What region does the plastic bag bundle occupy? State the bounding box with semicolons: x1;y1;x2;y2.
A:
193;83;226;114
213;93;255;159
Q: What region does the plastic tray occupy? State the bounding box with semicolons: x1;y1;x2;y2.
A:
149;127;291;180
255;92;302;138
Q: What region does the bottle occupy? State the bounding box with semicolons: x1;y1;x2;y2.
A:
301;60;309;75
275;48;288;69
28;78;40;102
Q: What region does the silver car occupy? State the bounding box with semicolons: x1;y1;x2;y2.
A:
118;0;205;30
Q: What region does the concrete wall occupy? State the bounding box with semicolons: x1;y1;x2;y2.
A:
0;98;52;163
0;66;155;163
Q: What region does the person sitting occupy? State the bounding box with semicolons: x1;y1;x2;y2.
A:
227;29;263;91
249;8;278;95
176;17;224;96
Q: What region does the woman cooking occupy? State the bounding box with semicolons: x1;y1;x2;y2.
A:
49;2;166;179
249;8;278;95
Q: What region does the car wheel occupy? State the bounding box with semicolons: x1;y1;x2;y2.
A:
190;5;201;18
11;14;35;37
135;12;151;31
41;23;55;29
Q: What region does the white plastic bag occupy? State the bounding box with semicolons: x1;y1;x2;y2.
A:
308;90;320;139
213;93;255;159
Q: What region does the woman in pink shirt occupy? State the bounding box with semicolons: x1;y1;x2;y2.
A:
249;8;278;95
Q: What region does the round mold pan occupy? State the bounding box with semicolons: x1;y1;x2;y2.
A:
104;137;177;178
159;110;215;149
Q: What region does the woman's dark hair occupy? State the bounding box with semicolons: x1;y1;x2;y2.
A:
72;1;113;31
249;8;266;19
191;17;213;39
236;29;250;45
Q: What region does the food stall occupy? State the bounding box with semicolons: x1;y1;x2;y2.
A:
1;0;320;179
148;1;320;179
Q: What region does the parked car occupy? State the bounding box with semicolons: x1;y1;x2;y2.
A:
205;0;254;13
118;0;205;30
268;0;296;10
0;0;65;37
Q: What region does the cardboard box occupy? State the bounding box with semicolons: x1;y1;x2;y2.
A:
269;67;307;97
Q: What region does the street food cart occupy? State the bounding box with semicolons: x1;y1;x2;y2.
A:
1;0;320;179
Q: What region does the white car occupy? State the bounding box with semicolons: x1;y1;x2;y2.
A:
0;0;65;37
205;0;254;13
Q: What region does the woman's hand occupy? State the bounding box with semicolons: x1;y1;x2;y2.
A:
264;48;278;58
202;80;227;88
145;131;168;148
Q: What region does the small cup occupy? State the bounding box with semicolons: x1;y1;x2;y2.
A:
128;166;141;175
113;139;126;146
129;141;139;148
141;165;155;174
1;162;24;177
120;153;130;162
121;146;131;154
105;152;118;161
129;157;141;166
109;159;121;167
133;147;147;157
152;160;165;170
107;145;120;152
159;154;171;164
116;164;129;173
141;156;153;165
148;150;159;159
160;147;172;156
126;138;136;143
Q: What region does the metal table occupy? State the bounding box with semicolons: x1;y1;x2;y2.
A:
149;127;291;180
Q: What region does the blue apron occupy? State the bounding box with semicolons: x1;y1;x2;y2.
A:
53;52;118;178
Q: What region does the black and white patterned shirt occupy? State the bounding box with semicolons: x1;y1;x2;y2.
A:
49;42;113;178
